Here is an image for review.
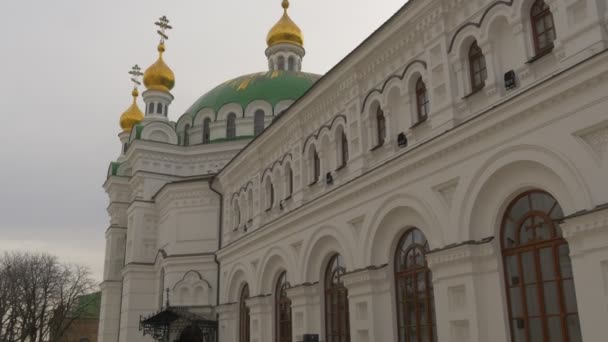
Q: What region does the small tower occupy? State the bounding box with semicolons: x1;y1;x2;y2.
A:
266;0;305;72
118;65;145;161
143;16;175;121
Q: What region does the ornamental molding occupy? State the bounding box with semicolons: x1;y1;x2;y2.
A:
560;207;608;240
426;240;496;269
342;266;389;288
575;121;608;163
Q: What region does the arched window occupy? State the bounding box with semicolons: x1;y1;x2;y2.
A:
285;164;293;198
123;143;128;154
531;0;556;55
183;124;190;146
395;228;437;342
376;107;386;147
287;56;296;71
247;189;254;220
156;103;163;114
276;271;292;342
239;284;250;342
266;178;274;211
202;118;211;144
234;202;241;229
339;131;349;168
278;56;286;71
501;190;581;342
415;77;429;123
227;113;237;140
158;268;165;309
254;110;265;136
311;147;321;185
147;103;153;114
469;41;487;92
325;254;350;342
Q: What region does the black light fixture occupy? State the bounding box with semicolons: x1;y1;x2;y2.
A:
326;172;334;185
397;132;408;147
303;334;319;342
504;70;517;90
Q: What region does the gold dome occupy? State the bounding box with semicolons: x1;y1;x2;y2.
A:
143;43;175;92
266;0;304;47
120;88;144;132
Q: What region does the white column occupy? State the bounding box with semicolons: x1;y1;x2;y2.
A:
119;265;157;342
217;303;238;342
246;296;273;342
98;281;122;342
561;207;608;342
426;240;509;342
286;284;321;341
342;267;393;342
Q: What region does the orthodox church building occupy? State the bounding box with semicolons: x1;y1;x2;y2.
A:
99;0;608;341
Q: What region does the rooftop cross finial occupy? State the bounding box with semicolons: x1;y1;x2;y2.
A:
128;64;143;88
155;16;172;43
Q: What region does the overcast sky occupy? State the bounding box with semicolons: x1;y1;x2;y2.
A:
0;0;407;281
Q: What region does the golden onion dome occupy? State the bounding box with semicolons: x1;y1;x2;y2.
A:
143;43;175;92
119;88;144;132
266;0;304;48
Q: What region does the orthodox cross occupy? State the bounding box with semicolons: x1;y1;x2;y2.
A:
128;64;143;88
155;16;172;43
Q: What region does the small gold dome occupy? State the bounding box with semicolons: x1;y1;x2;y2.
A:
143;43;175;92
120;88;144;132
266;0;304;47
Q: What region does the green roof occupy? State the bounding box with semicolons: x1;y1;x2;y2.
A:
71;292;101;319
185;70;320;118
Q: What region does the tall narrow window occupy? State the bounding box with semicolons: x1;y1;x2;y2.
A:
531;0;556;55
265;178;274;211
183;124;190;146
276;272;292;342
156;103;163;114
395;228;437;342
285;165;293;198
239;284;250;342
415;77;429;123
234;202;241;229
254;110;265;136
325;255;350;342
227;113;237;140
288;56;296;71
312;148;321;184
376;107;386;147
278;56;286;71
469;41;487;92
502;190;581;342
247;189;254;220
340;131;349;168
203;118;211;144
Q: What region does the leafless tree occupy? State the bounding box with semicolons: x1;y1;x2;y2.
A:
0;252;97;342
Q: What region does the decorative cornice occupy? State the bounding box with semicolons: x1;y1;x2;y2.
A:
561;206;608;239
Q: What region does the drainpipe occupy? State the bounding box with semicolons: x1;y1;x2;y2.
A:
208;178;223;317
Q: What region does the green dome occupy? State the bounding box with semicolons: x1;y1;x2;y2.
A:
185;71;320;118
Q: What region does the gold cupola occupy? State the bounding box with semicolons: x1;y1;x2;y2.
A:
266;0;304;48
120;87;144;132
143;16;175;93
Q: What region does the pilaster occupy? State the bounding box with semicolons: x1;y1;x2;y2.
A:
426;240;509;342
246;295;273;342
286;283;321;341
217;303;238;342
342;267;393;342
561;207;608;342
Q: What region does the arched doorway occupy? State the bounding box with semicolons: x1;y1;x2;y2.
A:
178;325;203;342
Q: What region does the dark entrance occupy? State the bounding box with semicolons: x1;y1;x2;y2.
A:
177;324;204;342
140;308;218;342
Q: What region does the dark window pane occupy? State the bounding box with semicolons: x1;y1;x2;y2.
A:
512;319;526;342
558;245;573;278
543;281;559;314
563;279;578;312
567;314;582;342
521;252;536;284
509;287;523;317
548;316;563;342
540;247;556;280
529;318;543;340
526;285;540;316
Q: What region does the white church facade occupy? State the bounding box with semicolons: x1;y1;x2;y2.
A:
99;1;608;341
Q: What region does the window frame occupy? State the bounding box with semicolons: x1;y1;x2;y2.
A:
275;271;292;342
202;118;211;144
501;190;581;342
254;110;265;136
394;228;437;342
310;147;321;185
227;113;237;140
376;107;386;147
339;131;349;169
531;0;556;56
239;284;251;342
415;77;429;124
324;254;350;342
468;41;487;93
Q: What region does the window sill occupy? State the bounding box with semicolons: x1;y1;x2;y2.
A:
336;164;347;172
410;118;428;129
308;180;318;187
265;208;272;213
283;195;292;202
526;47;554;64
462;86;485;99
370;143;384;152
